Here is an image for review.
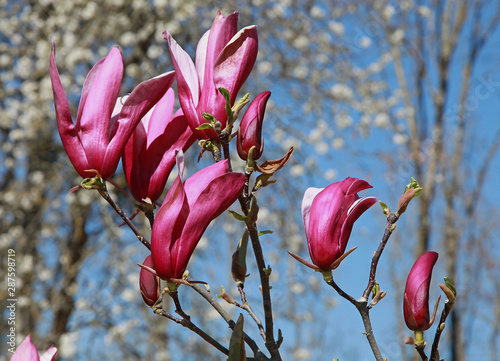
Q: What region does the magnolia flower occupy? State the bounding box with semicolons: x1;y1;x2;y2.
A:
297;177;377;271
237;91;271;161
151;152;246;280
122;88;195;204
164;11;258;141
404;251;439;331
139;255;161;307
11;335;57;361
50;42;175;179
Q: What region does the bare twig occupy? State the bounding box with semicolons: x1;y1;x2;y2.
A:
325;278;384;361
96;184;151;250
160;309;229;356
430;299;455;361
188;280;267;359
362;212;399;300
235;283;266;341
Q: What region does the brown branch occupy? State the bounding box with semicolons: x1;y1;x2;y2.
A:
188;280;267;359
96;184;151;250
235;283;266;342
430;299;455;361
159;309;229;356
362;212;399;300
244;220;280;360
325;278;384;361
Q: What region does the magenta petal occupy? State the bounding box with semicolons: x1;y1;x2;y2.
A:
122;120;146;201
76;57;106;129
40;346;57;361
344;177;373;196
147;89;175;148
164;31;200;107
237;91;271;160
202;11;238;94
173;172;245;275
11;335;40;361
139;255;159;306
196;30;210;89
404;251;439;331
183;160;231;207
339;196;377;254
78;47;123;173
152;175;189;280
213;26;258;104
308;183;345;241
103;71;175;178
301;187;323;237
142;115;195;202
50;43;89;177
306;185;346;269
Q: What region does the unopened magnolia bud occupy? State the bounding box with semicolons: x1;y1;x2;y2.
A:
139;255;161;307
403;252;438;331
231;231;249;284
247;197;259;225
237;91;271;161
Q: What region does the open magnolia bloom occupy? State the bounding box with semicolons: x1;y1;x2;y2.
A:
404;251;440;331
164;11;258;141
292;177;377;271
151;152;246;281
11;335;57;361
50;42;175;179
121;88;196;205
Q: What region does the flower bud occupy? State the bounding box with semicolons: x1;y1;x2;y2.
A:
237;91;271;160
139;255;161;307
403;251;439;331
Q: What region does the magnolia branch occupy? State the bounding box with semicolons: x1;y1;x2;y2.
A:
218;128;281;360
160;309;229;356
362;212;399;300
430;298;455;361
96;184;151;250
188;280;267;360
245;221;280;360
326;279;384;361
235;284;267;341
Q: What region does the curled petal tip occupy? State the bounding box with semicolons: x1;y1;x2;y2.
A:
345;177;373;196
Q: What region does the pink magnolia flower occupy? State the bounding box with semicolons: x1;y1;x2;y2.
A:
151;152;246;280
302;177;377;270
11;335;57;361
164;11;258;141
122;88;196;204
404;251;439;331
237;91;271;161
50;42;175;179
139;255;161;306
